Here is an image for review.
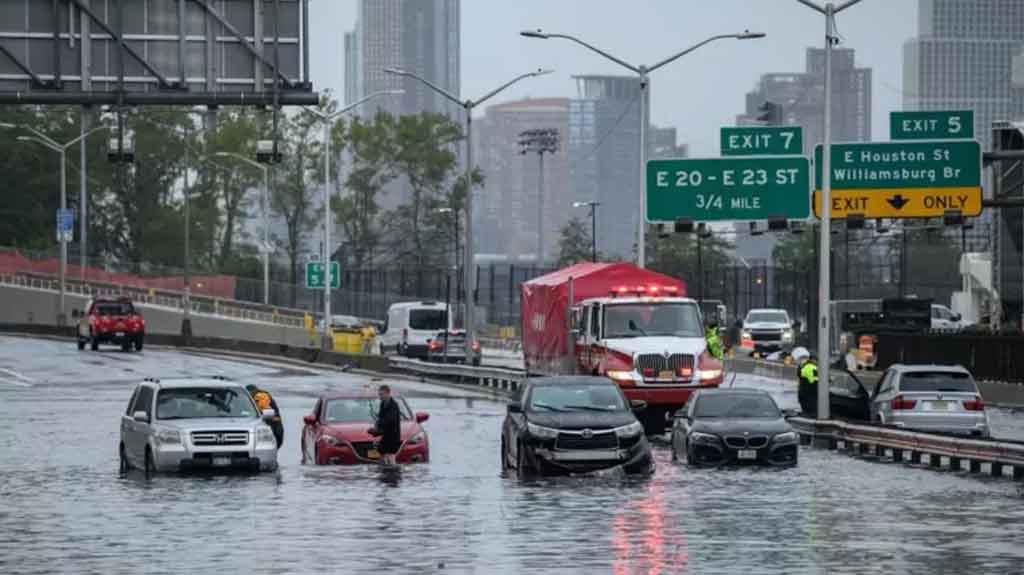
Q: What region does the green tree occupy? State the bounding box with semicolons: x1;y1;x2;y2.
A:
272;111;319;304
648;231;735;279
206;108;266;268
557;217;594;266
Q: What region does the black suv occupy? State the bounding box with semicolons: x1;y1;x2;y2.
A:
501;376;653;476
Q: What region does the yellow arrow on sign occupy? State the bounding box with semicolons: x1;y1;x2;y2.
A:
812;187;982;219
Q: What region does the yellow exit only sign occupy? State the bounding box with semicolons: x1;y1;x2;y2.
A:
812;187;982;219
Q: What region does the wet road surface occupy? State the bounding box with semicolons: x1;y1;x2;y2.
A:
1;336;1023;575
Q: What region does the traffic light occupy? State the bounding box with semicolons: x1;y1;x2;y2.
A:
107;132;134;164
256;139;283;164
756;101;782;125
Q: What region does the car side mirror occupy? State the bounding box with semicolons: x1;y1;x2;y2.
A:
261;409;277;422
415;412;429;423
630;400;648;412
781;408;799;418
507;403;522;414
303;413;317;426
132;410;149;423
952;313;962;322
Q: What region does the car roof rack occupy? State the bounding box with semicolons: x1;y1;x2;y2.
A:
210;375;231;381
142;377;160;383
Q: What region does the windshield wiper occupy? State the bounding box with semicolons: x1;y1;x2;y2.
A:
563;404;614;412
532;402;568;412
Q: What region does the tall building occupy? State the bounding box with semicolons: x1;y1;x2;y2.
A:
344;0;460;120
904;0;1024;152
474;99;570;263
736;48;872;154
569;75;643;260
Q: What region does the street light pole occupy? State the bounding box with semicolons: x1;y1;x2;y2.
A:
385;67;552;352
522;29;765;268
794;0;865;421
214;152;271;304
305;90;402;349
2;122;108;326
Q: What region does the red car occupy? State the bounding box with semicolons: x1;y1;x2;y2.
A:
75;297;145;352
301;392;430;465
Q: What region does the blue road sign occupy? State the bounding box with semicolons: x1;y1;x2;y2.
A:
56;209;74;242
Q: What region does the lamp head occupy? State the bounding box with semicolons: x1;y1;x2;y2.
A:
520;29;550;39
737;30;767;40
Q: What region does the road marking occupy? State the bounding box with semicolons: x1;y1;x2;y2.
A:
0;367;35;385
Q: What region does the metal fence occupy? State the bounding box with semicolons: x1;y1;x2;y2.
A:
876;332;1024;384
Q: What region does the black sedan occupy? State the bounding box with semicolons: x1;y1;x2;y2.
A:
501;376;653;476
671;389;798;467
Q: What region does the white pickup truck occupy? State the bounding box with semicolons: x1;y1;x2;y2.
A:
742;308;794;354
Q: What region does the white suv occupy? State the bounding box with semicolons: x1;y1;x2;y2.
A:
119;378;279;474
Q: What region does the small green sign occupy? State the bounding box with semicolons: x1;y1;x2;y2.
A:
890;110;974;140
305;261;340;289
814;140;981;191
646;156;810;223
721;126;803;156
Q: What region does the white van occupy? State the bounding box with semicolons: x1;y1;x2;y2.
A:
379;301;453;358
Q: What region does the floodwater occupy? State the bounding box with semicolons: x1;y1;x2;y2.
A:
1;337;1022;575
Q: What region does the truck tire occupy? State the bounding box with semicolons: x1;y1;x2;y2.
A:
135;336;144;352
90;332;99;351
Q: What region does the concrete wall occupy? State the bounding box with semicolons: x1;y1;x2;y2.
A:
0;284;315;348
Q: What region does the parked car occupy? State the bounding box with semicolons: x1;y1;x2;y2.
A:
301;392;430;465
75;297;145;352
741;308;794;354
869;364;990;437
501;376;653;476
671;389;799;467
119;378;279;474
378;301;452;359
426;330;482;365
826;368;873;421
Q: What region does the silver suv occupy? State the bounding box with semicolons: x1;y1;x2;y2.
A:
119;378;279;473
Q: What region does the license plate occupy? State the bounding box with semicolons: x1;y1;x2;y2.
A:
366;449;380;460
115;332;125;337
212;456;231;467
930;400;948;410
658;370;675;381
737;449;757;460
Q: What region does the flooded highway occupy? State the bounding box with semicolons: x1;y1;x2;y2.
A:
1;336;1023;575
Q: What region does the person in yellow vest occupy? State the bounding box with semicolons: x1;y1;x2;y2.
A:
797;356;819;417
361;323;377;355
246;384;283;449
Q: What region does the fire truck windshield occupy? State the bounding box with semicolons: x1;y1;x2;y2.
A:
603;303;703;339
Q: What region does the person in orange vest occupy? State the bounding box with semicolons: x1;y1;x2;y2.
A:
246;384;283;449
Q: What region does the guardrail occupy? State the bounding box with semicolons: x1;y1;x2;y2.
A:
790;417;1024;481
388;356;524;394
0;271;307;328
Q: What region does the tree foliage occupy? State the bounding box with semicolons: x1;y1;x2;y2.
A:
557;218;594;266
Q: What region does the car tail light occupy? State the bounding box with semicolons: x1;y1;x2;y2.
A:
642;367;655;379
471;341;481;353
679;365;694;379
402;328;408;343
697;352;723;385
963;397;985;411
890;396;917;411
428;340;442;352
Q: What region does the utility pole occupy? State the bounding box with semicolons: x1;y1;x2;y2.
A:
519;128;560;264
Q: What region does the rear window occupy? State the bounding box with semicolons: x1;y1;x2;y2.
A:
94;302;135;316
746;311;788;324
899;371;977;393
409;309;447;330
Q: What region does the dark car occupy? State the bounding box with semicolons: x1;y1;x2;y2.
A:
426;330;482;365
827;368;872;421
671;389;798;467
501;376;653;476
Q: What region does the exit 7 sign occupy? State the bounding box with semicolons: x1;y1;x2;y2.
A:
721;126;803;156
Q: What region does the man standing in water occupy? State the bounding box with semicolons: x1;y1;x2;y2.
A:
369;385;401;466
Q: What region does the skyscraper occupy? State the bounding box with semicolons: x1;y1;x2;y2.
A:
904;0;1024;152
736;48;872;155
344;0;460;120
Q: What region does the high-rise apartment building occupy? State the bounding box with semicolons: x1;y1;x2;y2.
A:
904;0;1024;152
474;99;570;263
344;0;460;120
736;48;872;155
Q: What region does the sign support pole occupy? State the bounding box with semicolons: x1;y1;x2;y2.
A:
816;3;836;421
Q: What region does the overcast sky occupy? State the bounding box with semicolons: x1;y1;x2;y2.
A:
308;0;918;156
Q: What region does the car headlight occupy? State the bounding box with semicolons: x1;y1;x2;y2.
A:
773;431;798;444
615;421;644;438
526;422;559;439
407;431;426;445
256;426;276;445
606;370;640;385
690;431;720;445
155;429;181;446
322;434;343;447
782;329;794;341
698;369;722;381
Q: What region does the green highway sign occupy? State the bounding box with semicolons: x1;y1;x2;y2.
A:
813;140;982;219
646;156;810;223
890;110;974;140
721;126;803;156
305;261;340;289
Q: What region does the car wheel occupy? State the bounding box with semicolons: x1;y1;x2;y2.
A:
314;444;322;466
516;441;531;475
77;337;85;351
121;340;131;353
90;332;98;351
135;336;144;352
379;343;385;356
119;443;129;474
144;447;156;477
500;436;508;470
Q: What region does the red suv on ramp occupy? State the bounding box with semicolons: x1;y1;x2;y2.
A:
76;297;145;352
